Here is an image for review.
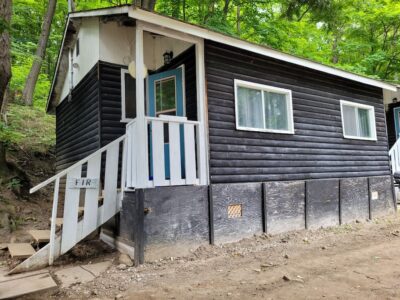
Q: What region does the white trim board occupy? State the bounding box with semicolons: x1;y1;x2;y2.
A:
128;7;396;92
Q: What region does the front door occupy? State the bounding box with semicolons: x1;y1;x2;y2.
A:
394;107;400;140
147;66;186;179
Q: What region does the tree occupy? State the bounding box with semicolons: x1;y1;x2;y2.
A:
21;0;57;106
0;0;12;176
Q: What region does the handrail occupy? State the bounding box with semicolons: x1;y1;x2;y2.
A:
145;116;200;125
30;135;126;194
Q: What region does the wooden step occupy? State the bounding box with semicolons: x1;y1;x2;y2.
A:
7;243;36;259
28;230;51;243
0;270;57;299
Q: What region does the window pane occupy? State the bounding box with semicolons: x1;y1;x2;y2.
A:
125;73;136;119
237;86;263;129
156;77;176;114
342;105;357;137
264;91;288;130
358;108;371;138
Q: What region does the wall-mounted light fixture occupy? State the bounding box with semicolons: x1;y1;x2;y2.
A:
163;51;173;65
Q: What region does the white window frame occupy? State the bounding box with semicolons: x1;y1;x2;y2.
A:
121;69;132;122
340;100;377;141
234;79;294;134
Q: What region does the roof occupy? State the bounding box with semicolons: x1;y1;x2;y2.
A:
47;5;397;112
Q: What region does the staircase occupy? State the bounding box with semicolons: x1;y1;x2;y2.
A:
8;135;127;274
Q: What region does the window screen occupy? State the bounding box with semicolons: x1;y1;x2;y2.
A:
341;101;375;140
235;81;293;133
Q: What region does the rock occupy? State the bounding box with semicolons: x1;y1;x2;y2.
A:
283;275;291;281
284;254;289;259
117;264;127;270
321;246;327;250
115;294;123;299
119;254;134;267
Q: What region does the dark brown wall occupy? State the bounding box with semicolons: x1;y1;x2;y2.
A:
56;64;100;172
205;40;390;184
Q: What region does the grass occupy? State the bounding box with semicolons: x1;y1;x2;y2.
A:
5;103;55;153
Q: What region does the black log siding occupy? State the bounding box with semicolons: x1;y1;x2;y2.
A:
99;61;126;147
205;40;390;184
56;63;100;172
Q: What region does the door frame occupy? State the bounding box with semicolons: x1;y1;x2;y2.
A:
137;20;209;186
146;64;186;118
394;107;400;139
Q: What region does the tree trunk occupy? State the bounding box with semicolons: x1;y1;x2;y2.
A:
331;34;339;64
0;0;12;112
22;0;57;106
136;0;156;11
236;5;241;35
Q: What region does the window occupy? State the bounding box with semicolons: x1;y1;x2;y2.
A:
340;100;376;140
155;76;176;116
121;69;136;121
234;80;294;134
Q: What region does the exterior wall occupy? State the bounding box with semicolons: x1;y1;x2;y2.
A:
120;186;209;260
205;40;390;184
56;64;100;172
60;20;191;105
98;61;126;146
61;17;100;101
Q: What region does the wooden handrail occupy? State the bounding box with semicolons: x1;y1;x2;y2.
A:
30;135;126;194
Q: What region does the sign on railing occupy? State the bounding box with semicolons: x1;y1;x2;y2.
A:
67;178;99;189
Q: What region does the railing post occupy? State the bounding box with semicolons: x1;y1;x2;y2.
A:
49;177;60;265
135;23;149;188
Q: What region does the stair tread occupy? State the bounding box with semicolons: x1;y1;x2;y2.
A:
7;243;36;259
28;230;51;243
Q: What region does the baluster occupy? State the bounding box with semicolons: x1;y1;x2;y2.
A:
152;120;166;186
102;142;120;222
169;122;183;185
184;123;197;184
49;177;60;265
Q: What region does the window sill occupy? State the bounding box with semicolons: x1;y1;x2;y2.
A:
342;135;377;141
236;126;295;135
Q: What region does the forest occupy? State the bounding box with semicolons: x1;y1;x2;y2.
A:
0;0;399;178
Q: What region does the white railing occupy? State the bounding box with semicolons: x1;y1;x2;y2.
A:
126;115;202;188
389;138;400;174
30;135;127;265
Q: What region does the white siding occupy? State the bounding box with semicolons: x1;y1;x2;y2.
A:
61;18;100;101
59;19;192;103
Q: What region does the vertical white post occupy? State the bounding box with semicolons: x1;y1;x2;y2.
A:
195;40;208;185
49;177;60;265
135;23;149;188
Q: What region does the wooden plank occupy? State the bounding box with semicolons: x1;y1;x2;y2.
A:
49;177;60;265
28;230;50;243
169;122;183;185
61;165;82;254
102;142;119;222
151;120;166;186
7;243;35;259
0;268;47;283
82;154;101;238
0;272;57;299
184;123;197;184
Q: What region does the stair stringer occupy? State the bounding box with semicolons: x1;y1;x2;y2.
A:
9;204;120;275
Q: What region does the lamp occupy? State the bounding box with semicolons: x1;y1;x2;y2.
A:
163;51;173;65
128;61;148;78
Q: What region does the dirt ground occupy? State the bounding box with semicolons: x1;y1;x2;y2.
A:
23;213;400;300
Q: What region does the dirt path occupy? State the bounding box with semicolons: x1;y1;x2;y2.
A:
48;215;400;299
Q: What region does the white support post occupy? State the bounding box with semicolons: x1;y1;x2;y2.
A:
48;177;60;265
135;23;149;188
195;40;209;185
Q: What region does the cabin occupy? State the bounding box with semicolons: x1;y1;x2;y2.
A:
12;5;399;273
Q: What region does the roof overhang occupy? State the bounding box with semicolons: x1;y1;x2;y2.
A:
129;7;396;92
47;5;397;113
